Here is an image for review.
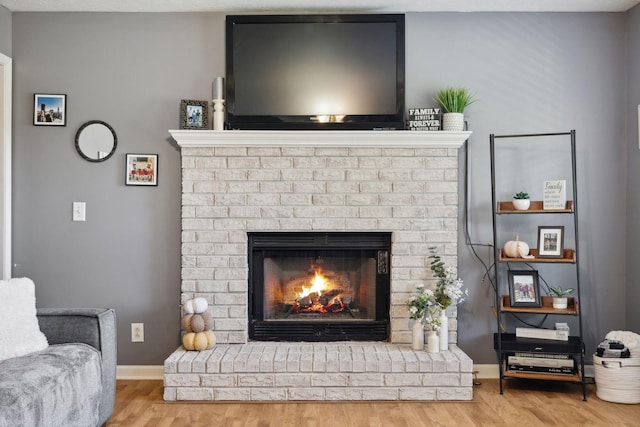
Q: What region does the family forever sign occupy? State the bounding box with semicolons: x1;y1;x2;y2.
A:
407;107;441;131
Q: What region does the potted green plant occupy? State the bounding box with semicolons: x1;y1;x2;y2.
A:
433;87;476;131
549;286;574;309
513;191;531;211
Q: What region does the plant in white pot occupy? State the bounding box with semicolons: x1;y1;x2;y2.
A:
549;286;574;309
433;87;476;131
512;191;531;211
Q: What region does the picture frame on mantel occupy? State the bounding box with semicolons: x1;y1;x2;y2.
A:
180;99;209;130
33;93;66;126
125;154;158;186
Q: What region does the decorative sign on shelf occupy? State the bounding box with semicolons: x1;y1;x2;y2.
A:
543;180;566;209
407;107;441;131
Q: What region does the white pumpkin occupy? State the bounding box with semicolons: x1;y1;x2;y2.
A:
183;297;208;314
503;238;530;258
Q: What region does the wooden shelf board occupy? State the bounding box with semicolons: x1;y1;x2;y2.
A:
500;295;578;315
497;200;574;214
499;248;576;263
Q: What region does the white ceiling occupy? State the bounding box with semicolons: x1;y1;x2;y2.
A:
0;0;639;13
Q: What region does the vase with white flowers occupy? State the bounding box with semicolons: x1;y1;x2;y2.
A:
406;286;441;351
429;247;468;350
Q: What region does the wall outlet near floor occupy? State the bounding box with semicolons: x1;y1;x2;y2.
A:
131;323;144;342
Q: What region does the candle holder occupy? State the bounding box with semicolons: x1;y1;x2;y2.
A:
212;99;225;130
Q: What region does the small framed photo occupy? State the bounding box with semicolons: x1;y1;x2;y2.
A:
537;226;565;258
508;270;541;307
34;93;66;126
180;99;209;129
126;154;158;186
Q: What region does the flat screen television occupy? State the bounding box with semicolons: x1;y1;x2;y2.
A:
225;14;405;130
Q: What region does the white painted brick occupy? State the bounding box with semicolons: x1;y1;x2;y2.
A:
399;388;437;400
281;194;312;206
177;388;213;401
349;374;384;387
247;193;281;206
345;219;379;230
247;147;281;156
195;206;228;218
392;206;427;218
310;373;349;387
260;182;293;193
214;388;252;400
214;169;249;181
346;194;379;205
312;218;346;230
384;374;422;387
326;207;358;218
200;374;236;387
183;219;214;230
237;374;275;387
183;169;216;180
325;388;364;400
275;374;311;387
214;293;246;305
288;388;326;400
314;147;348;156
325;182;359;193
283;147;315;156
228;157;260;169
163;387;177;401
251;388;288;401
193;181;228;194
362;388;398;400
281;169;314;181
360;182;392;193
312;194;345;206
326;157;358;168
294;181;327;194
261;157;294;169
346;169;379;181
280;218;312;229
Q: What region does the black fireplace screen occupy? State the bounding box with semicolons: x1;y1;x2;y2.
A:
248;232;391;341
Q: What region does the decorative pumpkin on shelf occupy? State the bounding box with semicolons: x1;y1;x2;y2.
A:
503;235;530;258
182;330;216;351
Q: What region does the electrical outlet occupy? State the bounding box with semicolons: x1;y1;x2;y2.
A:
131;323;144;342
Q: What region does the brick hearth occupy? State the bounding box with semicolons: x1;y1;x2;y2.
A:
165;130;473;401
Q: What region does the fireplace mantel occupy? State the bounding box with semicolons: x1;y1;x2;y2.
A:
169;130;472;148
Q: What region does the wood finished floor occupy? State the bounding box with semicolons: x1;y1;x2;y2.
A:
106;379;640;427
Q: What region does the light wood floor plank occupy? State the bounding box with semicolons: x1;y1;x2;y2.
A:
106;379;640;426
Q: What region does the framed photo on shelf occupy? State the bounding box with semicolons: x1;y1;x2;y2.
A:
125;154;158;186
537;226;564;258
180;99;209;129
33;93;66;126
508;270;541;308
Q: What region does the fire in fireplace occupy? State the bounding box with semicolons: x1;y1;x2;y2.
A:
248;232;391;341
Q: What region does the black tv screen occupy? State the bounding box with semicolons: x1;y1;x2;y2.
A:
225;14;405;130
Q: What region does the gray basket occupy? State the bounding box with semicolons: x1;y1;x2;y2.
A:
593;354;640;404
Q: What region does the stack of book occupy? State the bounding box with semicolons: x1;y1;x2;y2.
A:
507;352;576;375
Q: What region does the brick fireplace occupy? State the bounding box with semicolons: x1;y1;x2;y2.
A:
164;130;473;401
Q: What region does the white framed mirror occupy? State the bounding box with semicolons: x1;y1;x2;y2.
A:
75;120;117;162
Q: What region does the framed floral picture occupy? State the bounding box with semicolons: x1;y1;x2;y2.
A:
125;154;158;186
33;93;66;126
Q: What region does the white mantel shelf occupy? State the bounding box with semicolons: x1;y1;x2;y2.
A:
169;130;472;148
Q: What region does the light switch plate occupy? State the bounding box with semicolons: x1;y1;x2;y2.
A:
72;202;86;222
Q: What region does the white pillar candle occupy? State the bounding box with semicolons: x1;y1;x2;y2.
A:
213;77;225;100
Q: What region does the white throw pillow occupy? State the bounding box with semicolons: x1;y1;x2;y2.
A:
0;277;49;361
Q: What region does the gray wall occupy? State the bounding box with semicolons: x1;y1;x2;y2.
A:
11;11;630;365
406;12;627;363
0;6;10;56
627;6;640;334
12;12;224;364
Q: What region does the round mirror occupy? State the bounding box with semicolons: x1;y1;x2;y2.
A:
75;120;117;162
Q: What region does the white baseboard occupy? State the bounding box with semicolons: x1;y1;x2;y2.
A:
117;365;164;380
474;364;500;379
